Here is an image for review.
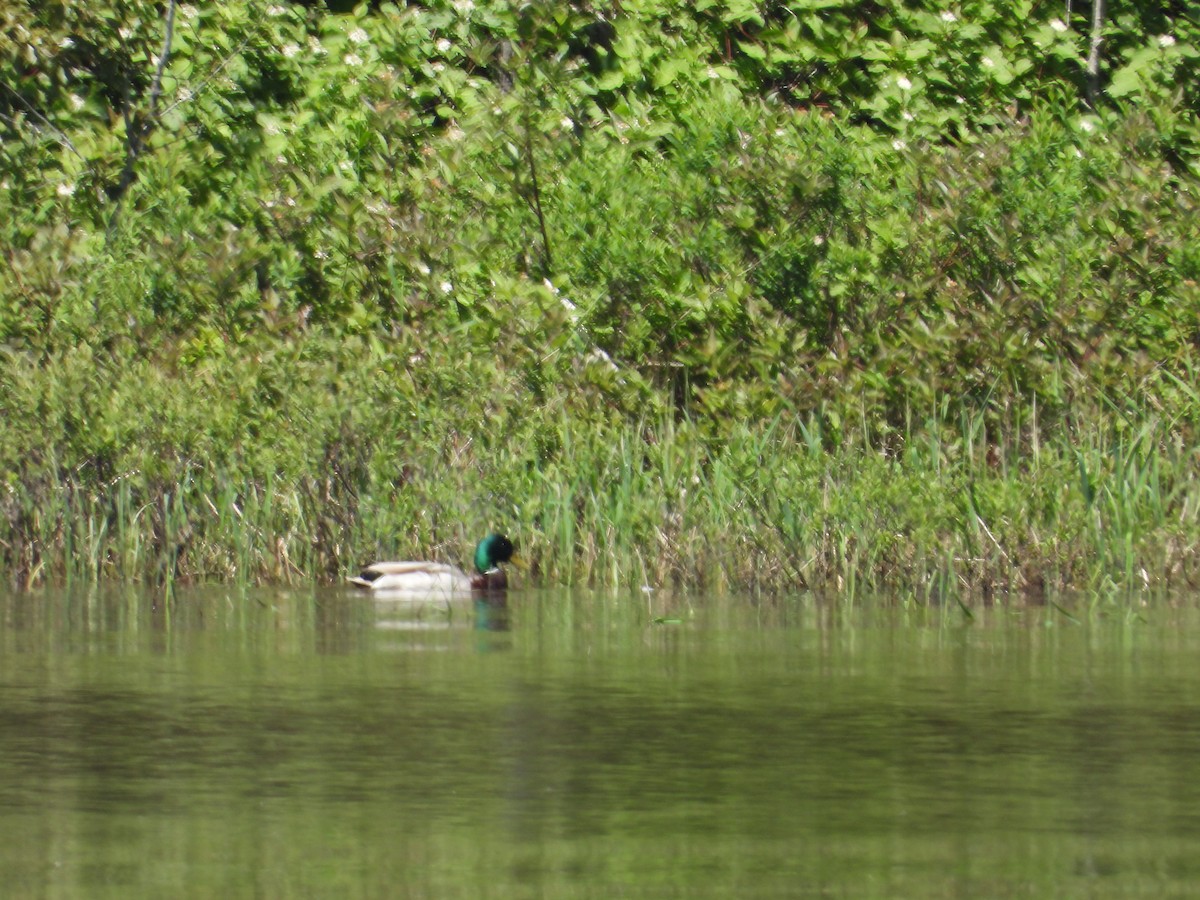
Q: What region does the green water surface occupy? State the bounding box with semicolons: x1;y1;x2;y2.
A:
1;587;1198;898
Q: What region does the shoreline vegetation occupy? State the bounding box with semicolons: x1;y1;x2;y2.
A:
2;2;1199;601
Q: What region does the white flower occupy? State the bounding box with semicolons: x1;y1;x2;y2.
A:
439;281;453;294
941;11;957;23
343;52;363;67
416;262;431;276
1158;34;1176;48
59;36;75;49
313;249;329;260
892;139;907;151
431;61;445;72
308;36;327;56
338;159;354;172
178;4;199;20
560;116;574;130
1050;18;1067;32
453;0;475;11
267;4;287;16
436;38;452;53
348;28;369;45
68;93;85;111
897;75;912;90
276;155;287;164
813;235;825;246
1079;119;1095;133
707;66;720;79
446;125;465;141
282;42;301;58
981;56;995;68
902;110;915;121
118;27;134;40
57;182;75;198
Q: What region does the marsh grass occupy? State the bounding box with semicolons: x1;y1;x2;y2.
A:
10;330;1198;605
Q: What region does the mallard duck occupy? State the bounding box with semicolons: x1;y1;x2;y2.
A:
349;533;516;596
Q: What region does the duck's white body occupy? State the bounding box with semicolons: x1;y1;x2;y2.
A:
348;561;476;596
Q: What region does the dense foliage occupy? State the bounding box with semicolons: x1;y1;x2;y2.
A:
2;1;1199;598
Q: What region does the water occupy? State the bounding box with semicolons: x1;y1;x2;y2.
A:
2;587;1200;897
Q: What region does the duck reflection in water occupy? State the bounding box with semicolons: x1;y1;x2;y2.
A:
474;592;510;632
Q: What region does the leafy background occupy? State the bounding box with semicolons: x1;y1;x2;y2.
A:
2;1;1199;597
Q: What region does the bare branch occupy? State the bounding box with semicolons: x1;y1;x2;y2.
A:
147;0;178;121
1086;0;1106;108
106;0;178;242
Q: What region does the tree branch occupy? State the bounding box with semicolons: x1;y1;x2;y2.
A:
1086;0;1106;108
523;107;554;277
106;0;177;243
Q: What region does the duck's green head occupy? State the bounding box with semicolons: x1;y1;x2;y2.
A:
474;533;515;573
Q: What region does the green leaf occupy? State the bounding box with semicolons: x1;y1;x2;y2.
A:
1107;47;1160;98
653;58;687;89
596;69;625;91
1106;66;1142;98
738;40;766;61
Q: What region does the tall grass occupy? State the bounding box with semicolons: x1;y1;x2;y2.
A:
3;327;1200;601
8;424;1200;601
